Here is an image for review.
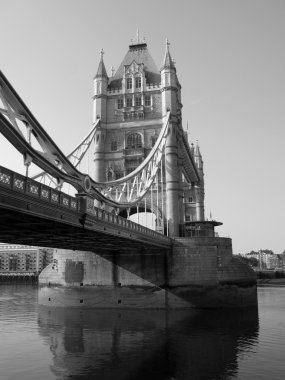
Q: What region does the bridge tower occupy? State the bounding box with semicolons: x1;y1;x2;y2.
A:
92;32;203;237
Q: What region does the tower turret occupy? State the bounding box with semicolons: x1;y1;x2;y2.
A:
161;39;184;236
160;39;177;115
194;141;205;221
93;49;108;124
93;49;108;181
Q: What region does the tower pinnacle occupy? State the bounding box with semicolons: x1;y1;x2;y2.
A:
95;48;108;79
130;29;146;46
162;38;175;70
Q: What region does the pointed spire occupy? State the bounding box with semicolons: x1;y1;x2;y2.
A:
162;38;175;70
194;140;203;170
95;49;108;79
136;28;140;44
130;29;146;46
194;140;202;157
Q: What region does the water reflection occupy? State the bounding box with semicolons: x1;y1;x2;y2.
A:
37;306;259;379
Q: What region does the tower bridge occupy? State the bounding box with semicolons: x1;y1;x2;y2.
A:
0;35;257;308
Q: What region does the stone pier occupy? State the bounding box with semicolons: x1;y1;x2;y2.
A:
39;236;257;309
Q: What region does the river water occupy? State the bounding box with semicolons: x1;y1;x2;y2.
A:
0;285;284;380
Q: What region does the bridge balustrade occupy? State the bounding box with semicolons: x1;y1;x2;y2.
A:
0;166;80;212
0;166;170;245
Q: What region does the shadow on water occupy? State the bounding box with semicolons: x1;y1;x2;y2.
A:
37;306;259;380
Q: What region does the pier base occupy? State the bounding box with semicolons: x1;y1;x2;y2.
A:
39;237;257;308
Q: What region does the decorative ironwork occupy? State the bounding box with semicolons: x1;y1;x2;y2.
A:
29;184;39;195
62;197;69;207
51;193;59;203
71;200;77;209
0;173;11;185
14;178;24;190
41;189;49;199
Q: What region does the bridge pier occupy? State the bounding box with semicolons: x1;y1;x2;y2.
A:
39;236;257;309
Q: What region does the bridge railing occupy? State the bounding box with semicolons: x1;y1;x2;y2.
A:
80;195;171;243
0;166;171;244
0;166;80;212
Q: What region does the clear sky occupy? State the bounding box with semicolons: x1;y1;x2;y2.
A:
0;0;284;254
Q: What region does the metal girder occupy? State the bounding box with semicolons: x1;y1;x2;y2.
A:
180;133;200;183
32;119;100;187
0;71;199;212
0;71;89;191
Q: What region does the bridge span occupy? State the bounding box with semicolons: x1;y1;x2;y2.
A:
0;166;171;252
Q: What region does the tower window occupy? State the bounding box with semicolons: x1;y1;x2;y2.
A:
151;136;157;147
117;98;123;109
126;77;132;90
111;141;117;151
126;98;132;107
145;95;151;107
135;96;141;106
135;77;141;88
127;133;142;149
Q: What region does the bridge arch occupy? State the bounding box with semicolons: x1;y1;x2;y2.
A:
118;200;167;234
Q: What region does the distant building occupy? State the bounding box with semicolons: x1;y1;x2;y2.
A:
0;244;53;273
246;250;283;270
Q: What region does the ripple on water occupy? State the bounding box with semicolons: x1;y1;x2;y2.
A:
0;285;285;380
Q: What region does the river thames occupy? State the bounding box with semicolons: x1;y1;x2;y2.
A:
0;285;284;380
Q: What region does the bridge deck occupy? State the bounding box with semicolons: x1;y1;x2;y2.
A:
0;166;172;252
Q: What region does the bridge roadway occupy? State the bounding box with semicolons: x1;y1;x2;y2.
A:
0;166;171;252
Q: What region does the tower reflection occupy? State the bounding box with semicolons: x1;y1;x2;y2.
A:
37;306;259;379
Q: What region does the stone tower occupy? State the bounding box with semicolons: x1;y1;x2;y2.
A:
92;33;205;234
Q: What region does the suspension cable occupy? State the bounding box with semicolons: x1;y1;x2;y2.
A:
150;183;153;230
156;173;159;232
160;159;164;235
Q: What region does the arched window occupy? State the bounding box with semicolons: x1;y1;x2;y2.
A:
127;133;142;149
135;77;141;88
126;77;132;90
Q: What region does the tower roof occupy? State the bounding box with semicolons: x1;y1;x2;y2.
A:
108;37;160;89
95;49;108;79
162;39;175;70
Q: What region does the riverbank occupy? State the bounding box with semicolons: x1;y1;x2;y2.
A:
255;270;285;286
257;278;285;286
